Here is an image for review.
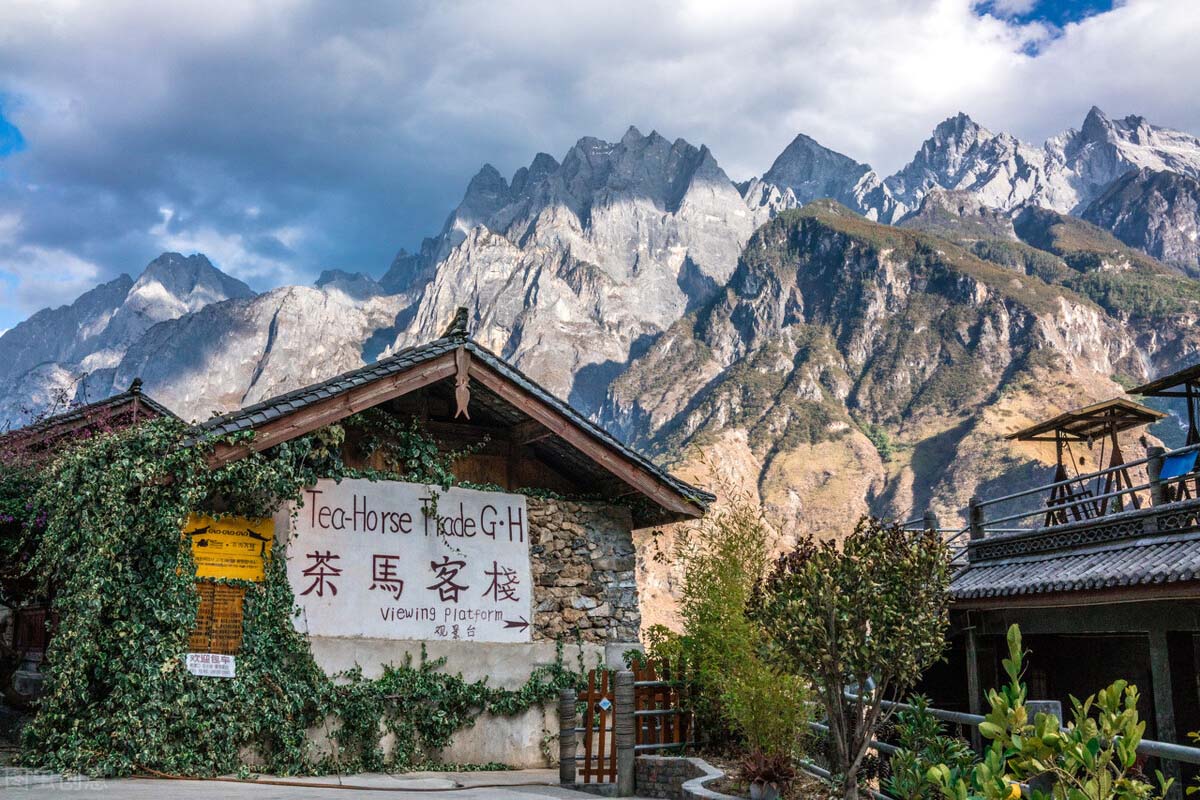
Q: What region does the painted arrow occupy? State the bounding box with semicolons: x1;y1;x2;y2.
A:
503;616;530;632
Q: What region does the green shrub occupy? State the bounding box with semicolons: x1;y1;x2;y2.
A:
931;624;1172;800
862;423;894;462
647;484;810;758
888;695;977;800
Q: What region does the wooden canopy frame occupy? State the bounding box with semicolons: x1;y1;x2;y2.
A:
1129;363;1200;446
1007;398;1165;525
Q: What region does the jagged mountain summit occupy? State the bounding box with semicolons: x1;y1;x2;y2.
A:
0;253;254;426
739;133;896;222
744;107;1200;235
383;126;758;411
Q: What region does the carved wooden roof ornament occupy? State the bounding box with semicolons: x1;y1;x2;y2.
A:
454;346;471;419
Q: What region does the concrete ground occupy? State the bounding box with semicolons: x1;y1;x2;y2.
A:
0;768;610;799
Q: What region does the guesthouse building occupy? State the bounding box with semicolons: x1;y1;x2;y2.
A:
184;308;712;766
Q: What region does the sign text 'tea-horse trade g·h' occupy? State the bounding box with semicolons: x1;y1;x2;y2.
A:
288;478;532;644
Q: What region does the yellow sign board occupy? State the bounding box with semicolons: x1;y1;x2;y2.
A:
182;514;274;582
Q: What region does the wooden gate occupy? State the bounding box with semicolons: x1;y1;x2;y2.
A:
575;660;694;784
578;668;617;783
632;660;693;750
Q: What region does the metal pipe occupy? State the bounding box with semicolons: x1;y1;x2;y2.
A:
808;721;900;755
843;693;1200;767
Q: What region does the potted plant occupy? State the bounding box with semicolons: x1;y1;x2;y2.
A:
740;750;796;800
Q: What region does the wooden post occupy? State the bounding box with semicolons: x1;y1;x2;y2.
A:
923;510;940;533
559;688;577;785
1148;629;1182;799
615;670;636;797
965;620;983;752
1147;446;1167;506
968;496;985;542
1194;634;1200;725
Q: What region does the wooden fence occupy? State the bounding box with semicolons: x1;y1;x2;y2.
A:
574;660;695;785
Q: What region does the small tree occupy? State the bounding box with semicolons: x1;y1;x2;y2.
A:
644;484;810;760
753;516;951;800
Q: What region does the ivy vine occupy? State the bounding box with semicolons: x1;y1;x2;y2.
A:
5;413;586;777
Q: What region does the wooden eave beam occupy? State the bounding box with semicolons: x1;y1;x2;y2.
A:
466;359;702;519
207;354;458;469
511;418;554;446
423;420;515;442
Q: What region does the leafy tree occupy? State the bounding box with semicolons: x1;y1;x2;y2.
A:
752;516;951;800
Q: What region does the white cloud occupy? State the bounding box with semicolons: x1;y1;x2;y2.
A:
152;222;307;286
981;0;1039;17
2;244;103;312
0;0;1196;326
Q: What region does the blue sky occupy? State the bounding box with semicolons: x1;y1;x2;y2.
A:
0;0;1197;333
0;105;24;158
979;0;1116;27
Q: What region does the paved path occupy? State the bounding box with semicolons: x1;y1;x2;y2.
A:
0;768;608;799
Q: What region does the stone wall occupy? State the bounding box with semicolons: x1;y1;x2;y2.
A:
528;497;640;643
635;756;736;800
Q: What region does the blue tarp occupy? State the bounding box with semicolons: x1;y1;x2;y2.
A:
1159;450;1198;480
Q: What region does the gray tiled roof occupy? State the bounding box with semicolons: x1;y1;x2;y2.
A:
951;533;1200;599
196;337;459;439
951;500;1200;600
1;379;178;444
193;321;713;513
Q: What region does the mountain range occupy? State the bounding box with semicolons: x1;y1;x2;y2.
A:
6;107;1200;621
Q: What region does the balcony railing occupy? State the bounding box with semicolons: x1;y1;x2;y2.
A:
903;441;1200;563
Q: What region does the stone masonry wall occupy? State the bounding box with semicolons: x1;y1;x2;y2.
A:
635;756;736;800
636;755;706;798
528;497;640;643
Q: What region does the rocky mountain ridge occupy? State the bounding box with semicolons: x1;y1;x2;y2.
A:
3;112;1199;535
0;254;253;425
382;126;758;410
745;107;1200;250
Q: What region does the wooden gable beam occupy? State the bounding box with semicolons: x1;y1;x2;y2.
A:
465;359;703;519
207;353;457;469
511;418;554;446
